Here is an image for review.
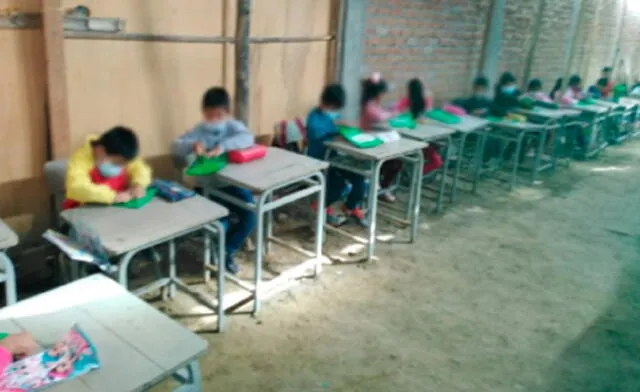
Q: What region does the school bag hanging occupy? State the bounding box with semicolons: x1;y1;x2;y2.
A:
113;187;158;209
185;153;229;176
426;109;462;125
338;126;383;149
388;113;416;129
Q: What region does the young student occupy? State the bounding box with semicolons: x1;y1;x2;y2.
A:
63;126;152;210
306;84;367;226
561;75;585;105
458;76;493;117
525;79;554;103
360;73;401;202
393;78;443;175
587;78;609;99
600;66;614;98
549;78;564;101
171;87;256;274
491;72;521;117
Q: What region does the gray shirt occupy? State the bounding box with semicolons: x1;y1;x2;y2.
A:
171;119;255;168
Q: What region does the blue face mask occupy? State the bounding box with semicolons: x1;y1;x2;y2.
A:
325;111;341;121
203;121;225;132
98;161;123;178
502;85;517;94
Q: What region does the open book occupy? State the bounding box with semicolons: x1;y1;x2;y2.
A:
0;325;100;391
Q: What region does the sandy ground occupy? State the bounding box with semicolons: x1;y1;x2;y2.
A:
151;141;640;392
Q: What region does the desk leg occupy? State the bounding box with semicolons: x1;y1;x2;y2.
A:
410;151;424;242
265;194;273;255
451;133;467;203
173;360;201;392
210;221;226;332
472;131;488;194
532;130;546;184
118;252;136;290
314;172;326;276
203;232;211;284
253;194;267;315
436;136;451;212
0;252;17;305
510;133;525;191
168;240;177;299
367;161;382;262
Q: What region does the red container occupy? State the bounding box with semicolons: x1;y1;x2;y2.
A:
227;144;268;163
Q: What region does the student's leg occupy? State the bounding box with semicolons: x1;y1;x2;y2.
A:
422;145;443;174
317;169;348;226
341;172;368;226
379;159;403;202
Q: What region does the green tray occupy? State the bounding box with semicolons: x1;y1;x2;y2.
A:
113;188;157;209
388;113;416;129
487;116;504;123
0;333;8;341
338;126;383;149
426;109;462;125
578;98;596;106
185;154;228;177
520;96;535;110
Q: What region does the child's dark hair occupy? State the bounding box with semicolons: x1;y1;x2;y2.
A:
407;78;426;119
550;78;563;98
495;72;517;95
320;84;346;109
596;77;609;87
568;74;582;87
94;126;139;160
360;78;388;108
473;76;489;89
602;66;613;73
202;87;230;110
527;79;543;92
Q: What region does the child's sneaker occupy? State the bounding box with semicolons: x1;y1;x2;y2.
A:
342;205;369;227
378;189;396;203
311;202;346;226
225;256;240;275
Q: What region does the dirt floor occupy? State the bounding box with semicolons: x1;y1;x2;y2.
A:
153;141;640;392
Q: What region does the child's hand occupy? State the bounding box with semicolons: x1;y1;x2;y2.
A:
0;332;39;356
129;185;146;199
114;192;132;203
206;145;224;158
192;142;206;156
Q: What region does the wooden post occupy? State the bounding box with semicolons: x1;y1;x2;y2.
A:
522;0;546;87
42;0;71;159
478;0;506;90
566;0;589;82
234;0;251;125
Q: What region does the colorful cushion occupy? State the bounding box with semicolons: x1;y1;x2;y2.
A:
442;104;467;116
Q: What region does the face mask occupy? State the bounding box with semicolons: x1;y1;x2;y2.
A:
325;111;341;120
502;86;517;94
203;121;225;132
98;161;123;178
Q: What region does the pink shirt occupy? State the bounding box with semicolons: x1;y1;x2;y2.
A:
527;91;553;103
360;102;395;129
392;96;434;113
561;88;583;105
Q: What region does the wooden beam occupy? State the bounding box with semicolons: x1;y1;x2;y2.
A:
478;0;505;88
522;0;546;87
42;0;70;159
234;0;251;125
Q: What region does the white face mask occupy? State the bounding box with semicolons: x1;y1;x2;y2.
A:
325;111;341;120
97;161;123;178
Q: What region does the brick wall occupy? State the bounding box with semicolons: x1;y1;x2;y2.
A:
361;0;640;106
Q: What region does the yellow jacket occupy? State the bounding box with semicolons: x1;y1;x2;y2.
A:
65;136;152;204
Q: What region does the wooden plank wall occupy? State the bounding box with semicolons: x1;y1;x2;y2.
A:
0;0;49;238
1;0;335;241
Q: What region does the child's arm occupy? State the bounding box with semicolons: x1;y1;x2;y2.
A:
171;126;204;168
215;120;255;154
66;147;118;205
126;158;153;196
367;103;395;122
392;97;409;113
307;111;339;143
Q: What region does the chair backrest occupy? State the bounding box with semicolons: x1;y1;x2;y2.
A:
272;118;307;153
43;159;69;218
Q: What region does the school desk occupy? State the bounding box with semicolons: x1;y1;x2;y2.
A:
0;219;17;305
424;115;491;201
61;196;229;332
563;104;611;159
0;274;207;391
323;137;427;262
484;119;546;190
203;147;328;315
397;123;455;213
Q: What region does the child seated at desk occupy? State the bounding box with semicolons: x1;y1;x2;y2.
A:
360;73;401;203
588;78;609;99
455;76;492;117
492;72;522;117
63;126;152;210
171;87;256;275
306;84;367;226
393;78;443;175
561;75;585;105
525;79;554;103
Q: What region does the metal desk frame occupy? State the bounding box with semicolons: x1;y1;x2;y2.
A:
0;219;18;305
204;159;327;315
323;139;425;262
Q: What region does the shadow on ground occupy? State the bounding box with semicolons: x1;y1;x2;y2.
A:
543;235;640;392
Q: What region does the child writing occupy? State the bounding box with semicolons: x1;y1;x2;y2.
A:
561;75;585;105
306;84;367;226
171;87;256;274
63;126;152;210
360;73;401;202
393;78;443;175
525;79;554;103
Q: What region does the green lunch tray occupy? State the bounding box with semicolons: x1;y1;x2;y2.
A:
426;109;462;125
578;98;596;106
388;113;416;129
185;154;228;177
519;97;535;110
487;116;504;123
338;126;383;149
113;187;158;209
